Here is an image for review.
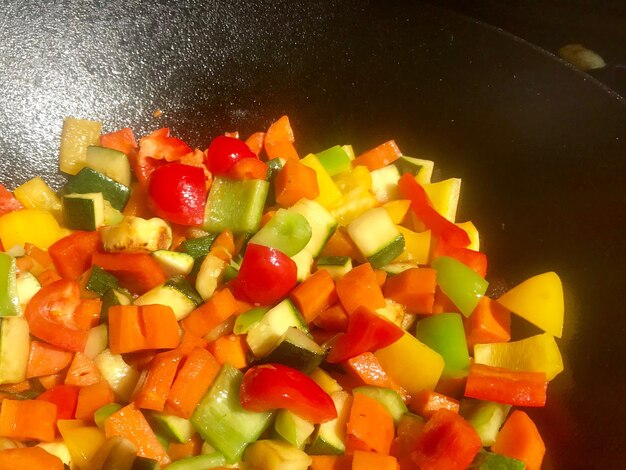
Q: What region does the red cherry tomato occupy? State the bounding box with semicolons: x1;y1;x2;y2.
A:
240;364;337;423
25;279;88;352
148;162;207;226
232;243;297;306
205;135;258;175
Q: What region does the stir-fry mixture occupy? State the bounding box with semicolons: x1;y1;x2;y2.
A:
0;115;564;470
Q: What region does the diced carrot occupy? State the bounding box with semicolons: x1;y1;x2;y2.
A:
409;390;460;418
108;305;181;354
208;334;249;369
26;341;74;378
320;227;363;260
310;454;353;470
391;414;425;460
15;255;35;274
100;127;138;155
345;352;404;396
464;297;511;350
48;231;101;280
134;350;183;412
0;447;64;470
168;433;204;461
0;399;57;442
352;450;398;470
313;304;349;332
0;183;24;217
91;252;165;295
374;269;387;288
432;287;460;314
65;352;103;387
492;410;545;470
264;116;298;160
176;330;209;356
290;270;337;323
209;229;236;262
352;140;402;171
181;288;239;338
141;304;182;350
335;263;386;314
265;140;299;160
75;381;115;421
165;347;221;419
73;298;102;330
104;402;170;465
122;183;154;218
384;268;437;314
122;351;158;371
227;158;269;180
274;159;319;207
245;132;265;158
346;392;395;455
24;243;54;270
37;268;62;287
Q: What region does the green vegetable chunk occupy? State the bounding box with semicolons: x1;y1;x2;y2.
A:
416;313;470;378
431;256;488;317
0;253;20;317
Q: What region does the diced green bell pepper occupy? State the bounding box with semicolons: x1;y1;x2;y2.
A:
0;253;20;317
416;313;470;378
431;256;488;317
460;399;511;446
315;145;352;176
469;450;525;469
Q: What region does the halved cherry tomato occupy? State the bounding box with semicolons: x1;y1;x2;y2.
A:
232;244;297;306
148;162;207;226
25;280;89;352
205;135;258;175
240;364;337;423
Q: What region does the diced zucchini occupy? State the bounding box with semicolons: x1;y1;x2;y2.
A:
152;250;194;278
150;411;195;444
59;117;102;175
243;439;312;469
315;256;352;280
248;209;312;257
85;265;120;296
16;271;41;308
265;157;284;207
0;253;20;317
13;176;63;222
88;435;137;470
103;199;124;226
83;324;109;358
274;410;315;450
352;386;408;424
101;216;172;253
460;399;511;446
37;442;72;467
165;453;227;470
135;275;202;321
132;456;162;470
180;234;218;275
347;207;405;268
94;349;140;402
62;192;105;231
291;249;315;283
376;299;406;327
394;156;434;184
257;327;327;374
370;164;401;203
381;262;417;275
85;145;132;187
315;145;352;176
101;287;132;322
191;364;273;464
0;317;30;384
233;307;268;335
307;391;352;455
62;167;130;211
246;300;308;357
203;177;269;234
195;253;227;301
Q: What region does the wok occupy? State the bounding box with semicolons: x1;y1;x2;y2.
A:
2;1;625;468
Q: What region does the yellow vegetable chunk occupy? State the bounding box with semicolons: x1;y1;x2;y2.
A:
59;117;102;175
474;333;564;380
13;177;63;222
300;154;342;209
0;209;64;249
456;221;480;251
57;420;106;470
394;226;431;265
383;199;411;224
422;178;462;222
496;272;564;338
375;331;444;393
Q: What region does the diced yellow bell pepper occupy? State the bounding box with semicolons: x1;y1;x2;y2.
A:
496;272;564;338
456;221;480;251
0;209;64;250
300;154;343;210
402;156;434;184
333;165;371;193
342;144;355;160
393;226;431;265
474;333;564;381
14;177;63;222
57;420;106;470
375;331;444;393
383;199;411;224
330;187;378;226
422;178;462;222
309;368;343;394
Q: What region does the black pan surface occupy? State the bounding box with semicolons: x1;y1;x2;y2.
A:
1;1;625;468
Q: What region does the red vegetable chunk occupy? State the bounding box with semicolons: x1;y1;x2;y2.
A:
205;135;258;175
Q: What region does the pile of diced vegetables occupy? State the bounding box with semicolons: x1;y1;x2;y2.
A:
0;115;564;470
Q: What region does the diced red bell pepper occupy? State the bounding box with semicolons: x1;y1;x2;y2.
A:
147;162;207;226
48;231;101;280
138;128;192;162
240;363;337;423
411;409;482;470
433;237;488;278
326;305;404;363
464;363;548;407
398;174;470;248
205;135;259;175
232;244;297;306
135;155;166;187
91;252;166;295
0;183;23;217
100;127;138;156
36;384;80;420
